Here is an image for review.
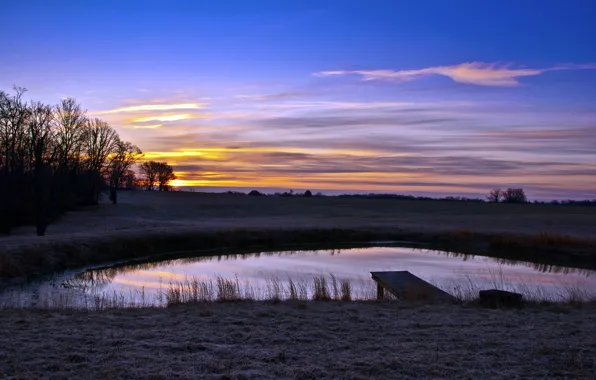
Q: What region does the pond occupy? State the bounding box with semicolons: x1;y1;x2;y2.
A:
2;245;596;308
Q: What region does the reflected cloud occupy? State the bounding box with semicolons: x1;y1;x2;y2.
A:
112;278;166;289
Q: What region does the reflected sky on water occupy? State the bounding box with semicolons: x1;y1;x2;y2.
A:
61;247;596;301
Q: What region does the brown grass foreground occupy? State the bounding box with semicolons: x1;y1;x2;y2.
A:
1;301;595;379
1;190;596;280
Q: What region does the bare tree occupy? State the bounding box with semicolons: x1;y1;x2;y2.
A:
107;139;143;204
0;87;31;234
79;118;118;205
83;118;118;173
502;188;527;204
53;98;87;172
156;162;176;191
139;160;160;191
486;188;502;203
27;101;55;169
28;101;55;236
140;161;176;191
0;86;30;175
1;86;151;234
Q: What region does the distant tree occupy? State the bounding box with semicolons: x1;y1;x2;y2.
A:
156;162;176;191
304;190;313;197
107;139;142;204
123;169;137;189
248;190;262;196
486;188;502;203
502;188;527;204
139;161;160;191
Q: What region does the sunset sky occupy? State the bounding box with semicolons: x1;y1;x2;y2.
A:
2;0;595;199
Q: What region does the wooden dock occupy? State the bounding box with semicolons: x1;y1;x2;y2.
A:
371;271;456;303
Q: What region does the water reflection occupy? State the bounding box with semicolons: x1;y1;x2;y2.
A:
437;250;596;276
61;247;596;295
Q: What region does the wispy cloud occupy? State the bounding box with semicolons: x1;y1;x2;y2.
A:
123;124;163;129
93;82;595;199
131;114;208;122
235;92;310;101
97;103;206;114
314;62;596;87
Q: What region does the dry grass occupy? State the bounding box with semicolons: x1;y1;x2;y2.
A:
0;275;373;309
0;301;595;379
1;191;596;280
4;272;593;311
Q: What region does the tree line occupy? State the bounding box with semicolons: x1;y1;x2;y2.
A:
486;188;527;203
0;87;176;236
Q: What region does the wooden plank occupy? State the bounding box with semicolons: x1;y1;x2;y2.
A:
371;271;455;302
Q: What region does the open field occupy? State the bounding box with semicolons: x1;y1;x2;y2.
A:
2;190;596;279
1;301;595;379
2;192;596;379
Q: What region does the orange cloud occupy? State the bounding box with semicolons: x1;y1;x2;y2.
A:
143;146;387;159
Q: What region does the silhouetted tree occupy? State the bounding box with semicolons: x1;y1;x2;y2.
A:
487;188;502;203
304;190;313;197
81;118;118;205
502;188;527;204
28;101;55;235
0;87;37;234
139;161;176;191
0;86;147;234
139;161;160;191
156;162;176;191
0;87;30;175
53;98;87;173
83;118;118;173
107;139;142;204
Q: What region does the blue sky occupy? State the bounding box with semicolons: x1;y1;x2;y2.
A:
1;0;595;198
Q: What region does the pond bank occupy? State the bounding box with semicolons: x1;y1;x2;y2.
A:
2;226;596;281
1;301;594;379
2;191;596;281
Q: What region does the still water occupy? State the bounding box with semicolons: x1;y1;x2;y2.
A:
3;246;596;307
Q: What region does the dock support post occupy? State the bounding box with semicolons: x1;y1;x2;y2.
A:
377;283;384;300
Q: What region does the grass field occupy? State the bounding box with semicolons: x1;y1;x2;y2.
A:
5;190;596;239
2;191;596;379
1;301;595;379
1;190;596;279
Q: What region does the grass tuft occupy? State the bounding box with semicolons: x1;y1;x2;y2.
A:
340;279;352;301
312;276;331;301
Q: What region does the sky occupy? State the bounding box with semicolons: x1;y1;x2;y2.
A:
1;0;595;199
